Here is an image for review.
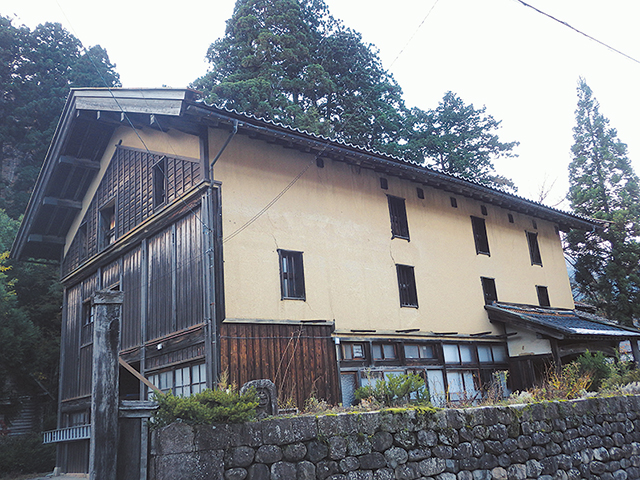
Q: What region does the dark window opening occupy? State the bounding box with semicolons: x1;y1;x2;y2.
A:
388;196;409;240
450;197;458;208
536;286;550;307
316;158;324;168
416;187;424;199
78;223;88;259
82;300;93;326
380;177;388;190
471;216;490;255
527;231;543;266
481;205;488;216
396;264;418;308
372;343;397;360
532;219;538;229
481;277;498;305
119;361;141;400
278;250;305;300
153;157;167;208
508;214;514;224
99;201;116;248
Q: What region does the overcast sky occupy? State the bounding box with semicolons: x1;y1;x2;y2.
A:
3;0;640;207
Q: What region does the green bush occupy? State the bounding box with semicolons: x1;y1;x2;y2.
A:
151;387;259;428
573;350;613;391
354;372;430;408
0;433;55;477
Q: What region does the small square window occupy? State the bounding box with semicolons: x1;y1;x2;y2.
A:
388;196;410;240
396;264;418;307
508;214;514;224
481;277;498;305
471;216;490;255
481;205;488;216
380;178;388;190
316;158;324;168
278;250;305;300
532;219;538;230
416;187;424;199
526;231;543;266
450;197;458;208
536;285;550;307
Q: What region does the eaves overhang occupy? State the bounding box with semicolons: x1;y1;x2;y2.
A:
12;87;598;262
485;302;640;341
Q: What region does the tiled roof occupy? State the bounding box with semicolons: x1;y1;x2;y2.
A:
486;303;640;339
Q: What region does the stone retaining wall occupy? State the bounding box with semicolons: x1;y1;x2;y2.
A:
150;395;640;480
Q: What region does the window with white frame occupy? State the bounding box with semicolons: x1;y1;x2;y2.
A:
148;363;207;397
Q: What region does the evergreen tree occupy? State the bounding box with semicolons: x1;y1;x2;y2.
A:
566;78;640;326
0;18;120;218
192;0;407;152
403;92;518;192
193;1;517;189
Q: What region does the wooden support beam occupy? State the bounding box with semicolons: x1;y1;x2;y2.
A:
118;358;161;395
42;197;82;210
27;234;65;245
58;155;101;171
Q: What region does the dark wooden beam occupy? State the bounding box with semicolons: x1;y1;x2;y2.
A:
58;155;101;171
27;234;66;245
42;197;82;210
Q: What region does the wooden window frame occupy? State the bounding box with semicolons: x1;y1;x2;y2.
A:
526;231;543;266
99;199;116;249
153;156;167;209
371;343;398;361
278;250;306;300
396;264;418;308
536;285;550;307
481;277;498;305
387;195;410;240
471;216;490;255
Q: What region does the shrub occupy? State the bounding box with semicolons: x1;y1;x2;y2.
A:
574;350;613;391
354;372;430;408
0;433;55;477
529;362;591;400
151;387;259;428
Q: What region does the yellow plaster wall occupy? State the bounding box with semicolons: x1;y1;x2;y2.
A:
210;128;575;337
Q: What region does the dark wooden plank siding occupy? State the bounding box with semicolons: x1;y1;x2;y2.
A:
122;248;142;349
62;147;201;277
147;228;173;341
62;284;82;400
102;259;121;289
175;210;204;331
220;323;340;409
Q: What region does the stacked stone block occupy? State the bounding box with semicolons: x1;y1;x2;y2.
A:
150;395;640;480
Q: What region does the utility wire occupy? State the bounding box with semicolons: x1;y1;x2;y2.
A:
514;0;640;66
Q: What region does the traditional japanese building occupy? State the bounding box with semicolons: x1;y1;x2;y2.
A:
12;88;640;474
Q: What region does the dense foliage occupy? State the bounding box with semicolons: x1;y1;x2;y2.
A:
0;18;119;418
565;78;640;326
193;0;517;191
151;388;259;428
0;433;56;477
354;372;429;408
0;17;120;218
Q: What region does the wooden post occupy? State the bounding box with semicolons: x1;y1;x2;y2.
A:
89;290;124;480
631;340;640;368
